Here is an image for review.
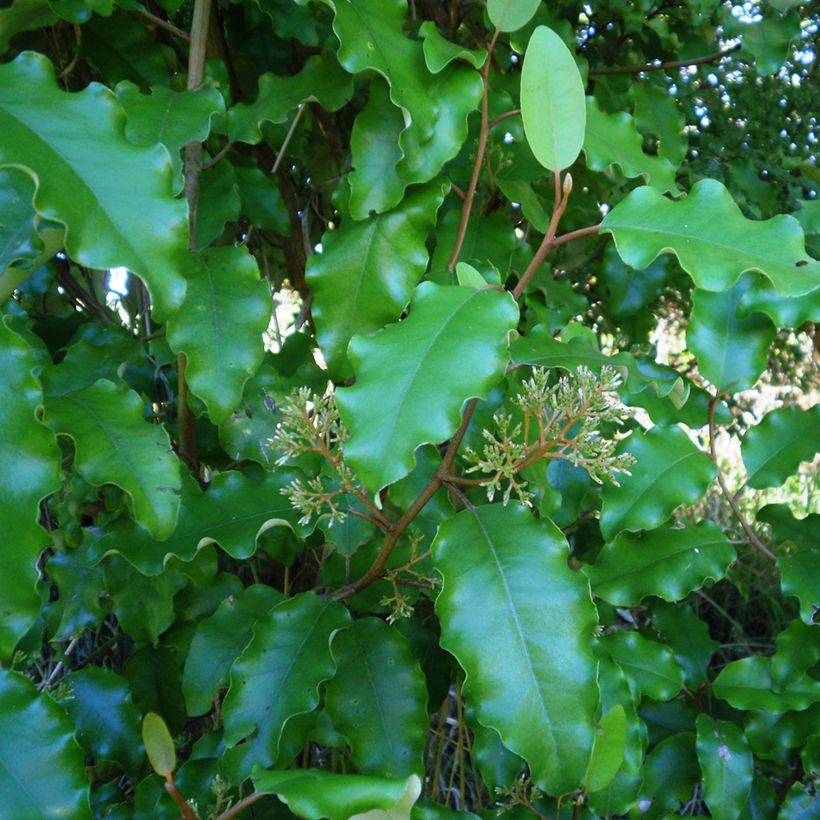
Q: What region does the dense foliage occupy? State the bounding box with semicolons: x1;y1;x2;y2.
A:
0;0;818;817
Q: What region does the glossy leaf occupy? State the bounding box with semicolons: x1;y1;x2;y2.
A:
596;655;646;775
521;25;586;172
696;714;753;820
771;621;820;693
778;541;820;624
688;273;776;392
778;783;818;819
600;425;716;541
418;21;486;72
44;379;180;539
602;178;820;297
0;319;60;658
0;0;57;53
651;601;719;688
166;247;271;424
0;669;91;817
88;469;304;574
308;182;447;379
0;169;41;274
222;592;351;780
598;632;685;701
713;656;820;712
583;705;627;794
183;584;284;716
251;770;421;820
585;521;735;606
326;618;427;778
337;283;518;494
0;51;187;319
741;404;820;489
583;97;678;193
433;504;599;795
142;712;176;776
487;0;540;31
638;732;699;814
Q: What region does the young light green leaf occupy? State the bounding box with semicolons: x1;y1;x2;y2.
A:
596;655;646;775
521;25;586;172
0;51;187;319
222;592;351;781
418;21;487;72
487;0;540;32
696;714;753;820
0;319;60;658
585;521;735;606
583;97;678;193
337;283;518;494
598;632;684;701
307;181;447;380
602;179;820;297
166;247;271;424
325;618;428;778
687;273;776;393
713;656;820;713
142;712;176;777
600;425;716;541
0;670;91;817
741;404;820;489
434;504;599;795
44;379;181;540
583;705;628;794
251;770;421;820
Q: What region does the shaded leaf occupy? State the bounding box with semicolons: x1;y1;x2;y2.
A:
630;82;686;166
696;714;753;820
234;164;290;234
651;601;719;688
771;620;820;693
0;0;57;54
638;732;699;815
713;656;820;712
47;549;106;640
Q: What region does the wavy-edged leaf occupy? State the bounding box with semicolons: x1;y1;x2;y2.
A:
741;404;820;489
740;279;820;327
0;169;42;274
600;425;716;541
583;97;677;193
116;81;225;193
630;82;686;166
687;273;776;393
695;714;753;820
326;618;428;778
713;656;820;713
0;0;57;54
309;182;446;379
778;542;820;624
228;53;353;144
183;584;284;716
725;10;801;75
222;592;351;781
598;632;684;701
418;21;487;73
44;379;180;539
337;283;518;494
0;51;187;319
778;783;819;819
771;621;820;694
47;548;106;640
521;25;586;172
167;247;271;424
0;669;91;817
488;0;540;31
433;504;599;795
87;469;304;574
651;601;719;688
602;179;820;297
585;521;735;606
251;770;421;820
638;732;699;814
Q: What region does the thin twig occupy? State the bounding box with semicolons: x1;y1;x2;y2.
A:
202;140;234;170
217;791;268;820
272;104;306;175
590;43;741;76
135;8;190;40
165;775;198;820
487;108;520;130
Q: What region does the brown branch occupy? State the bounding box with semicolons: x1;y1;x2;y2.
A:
708;398;776;562
135;8;190;40
487;108;521;130
590;43;740;76
165;775;199;820
217;791;268;820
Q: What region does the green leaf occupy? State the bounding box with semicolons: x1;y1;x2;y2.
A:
583;97;678;193
0;0;57;54
418;21;486;72
325;618;428;778
337;283;518;494
87;469;304;574
695;714;753;820
0;51;187;319
521;25;586;172
687;273;776;393
47;548;106;640
308;181;446;380
778;540;820;624
183;584;284;716
44;379;181;540
602;179;820;298
487;0;540;31
0;670;91;817
713;655;820;713
195;161;241;249
651;601;719;688
630;82;687;166
251;770;422;820
583;705;627;793
638;732;699;814
739;279;820;328
600;425;716;541
0;169;41;274
598;632;684;701
585;521;735;606
65;667;144;775
770;621;820;693
142;712;176;777
116;81;225;194
0;319;60;658
166;247;271;424
227;53;353;144
596;655;645;775
433;504;599;795
234;164;291;234
222;592;351;780
725;11;801;75
778;783;819;819
741;404;820;489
